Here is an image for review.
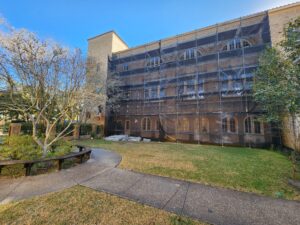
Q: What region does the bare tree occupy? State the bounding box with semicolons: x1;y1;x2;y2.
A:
0;18;110;156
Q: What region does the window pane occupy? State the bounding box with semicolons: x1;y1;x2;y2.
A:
254;120;261;134
245;117;251;133
236;39;241;49
222;118;227;132
230;118;236;132
147;118;151;130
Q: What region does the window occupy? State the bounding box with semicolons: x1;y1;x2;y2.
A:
229;118;236;133
244;116;262;134
245;117;252;133
123;64;129;71
254;117;261;134
184;48;196;60
221;72;243;96
142;117;151;131
147;56;160;67
159;84;165;98
198;78;205;97
125;120;130;130
186;79;195;94
222;39;251;51
145;86;159;99
177;77;196;98
222;117;237;133
222;118;228;132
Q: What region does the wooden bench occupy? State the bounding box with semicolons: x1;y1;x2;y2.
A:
0;146;92;176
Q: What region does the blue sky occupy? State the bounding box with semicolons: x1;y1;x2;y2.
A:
0;0;298;53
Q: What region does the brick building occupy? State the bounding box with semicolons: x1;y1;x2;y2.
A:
87;2;300;147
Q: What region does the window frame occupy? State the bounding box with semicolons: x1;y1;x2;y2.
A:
222;38;251;51
123;63;129;71
141;117;151;131
244;116;263;135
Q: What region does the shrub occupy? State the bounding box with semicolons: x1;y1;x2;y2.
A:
80;124;92;135
0;135;42;160
56;123;74;136
1;123;10;133
47;139;72;157
21;122;33;135
21;122;46;136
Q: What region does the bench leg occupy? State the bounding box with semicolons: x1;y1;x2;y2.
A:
80;155;84;163
58;159;64;170
0;166;3;175
87;152;91;159
24;163;33;176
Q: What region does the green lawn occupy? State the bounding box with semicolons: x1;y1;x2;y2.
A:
0;185;205;225
76;139;300;200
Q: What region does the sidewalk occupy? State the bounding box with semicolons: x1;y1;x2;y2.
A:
1;148;299;225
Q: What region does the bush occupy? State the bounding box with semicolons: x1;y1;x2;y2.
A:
21;122;33;135
47;139;72;157
0;135;42;160
56;123;74;136
21;122;46;136
1;123;10;133
80;124;92;135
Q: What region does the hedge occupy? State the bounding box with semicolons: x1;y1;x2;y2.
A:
79;123;92;135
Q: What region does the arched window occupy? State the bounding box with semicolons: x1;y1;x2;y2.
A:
245;117;252;133
142;117;151;131
229;117;236;133
254;117;261;134
222;118;227;132
184;48;196;60
222;116;237;133
244;116;263;134
146;56;160;68
222;39;251;51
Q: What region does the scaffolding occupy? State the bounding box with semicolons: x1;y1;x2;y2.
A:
108;12;276;147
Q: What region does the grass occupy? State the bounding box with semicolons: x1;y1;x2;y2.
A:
0;185;205;225
76;139;300;200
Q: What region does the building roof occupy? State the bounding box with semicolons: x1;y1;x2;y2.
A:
87;30;129;48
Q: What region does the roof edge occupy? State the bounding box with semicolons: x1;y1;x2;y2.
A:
112;2;300;55
88;30;129;47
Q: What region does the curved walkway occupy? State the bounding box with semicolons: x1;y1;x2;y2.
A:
0;148;300;225
0;148;121;204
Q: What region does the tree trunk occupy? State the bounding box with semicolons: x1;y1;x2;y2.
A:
42;145;48;157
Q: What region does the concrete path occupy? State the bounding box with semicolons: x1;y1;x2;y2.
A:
0;148;299;225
